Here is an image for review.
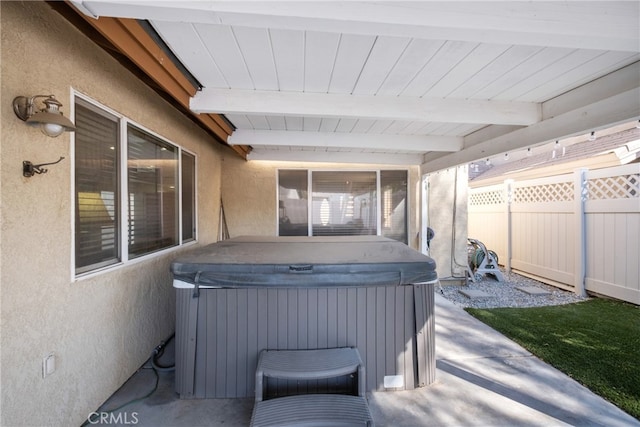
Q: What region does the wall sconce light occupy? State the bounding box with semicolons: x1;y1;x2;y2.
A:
12;95;76;137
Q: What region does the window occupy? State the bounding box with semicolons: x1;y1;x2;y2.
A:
74;96;196;275
380;170;408;243
127;125;179;257
312;171;377;237
277;169;408;243
181;151;196;242
75;102;120;274
278;169;308;236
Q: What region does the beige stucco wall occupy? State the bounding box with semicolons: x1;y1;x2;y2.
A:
424;166;469;280
221;156;422;249
1;2;228;425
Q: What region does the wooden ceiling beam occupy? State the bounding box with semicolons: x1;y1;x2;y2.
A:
192;88;541;126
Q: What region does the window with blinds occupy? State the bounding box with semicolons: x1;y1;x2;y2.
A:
74;96;196;275
127;125;178;258
277;169;408;243
75;101;120;274
312;171;377;237
278;169;308;236
181;151;196;242
380;170;408;243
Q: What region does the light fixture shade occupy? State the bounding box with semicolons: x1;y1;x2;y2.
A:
26;110;76;137
12;95;76;137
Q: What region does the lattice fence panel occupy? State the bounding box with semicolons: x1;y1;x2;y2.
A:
513;182;573;203
588;173;639;200
469;190;504;206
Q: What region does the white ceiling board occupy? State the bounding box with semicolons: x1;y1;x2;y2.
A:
367;120;394;134
401;40;478;97
426;43;512;98
284;116;304;131
495;49;613;101
319;118;340;132
383;121;413;135
399;121;430;136
232;26;279;90
445;123;486;138
530;52;640;103
448;44;543;99
266;116;287;131
328;34;377;94
335;119;358;133
151;21;228;88
224;114;252;129
193;24;254;89
351;119;376;134
376;38;445;96
303;117;322;132
417;122;451;135
304;31;340;93
478;47;577;100
246;115;270;130
432;122;471;136
270;29;305;91
352;36;411;95
511;49;610;102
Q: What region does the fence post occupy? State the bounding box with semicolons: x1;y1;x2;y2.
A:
574;168;588;297
504;179;514;273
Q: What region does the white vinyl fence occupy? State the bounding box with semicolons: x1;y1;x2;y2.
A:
469;163;640;304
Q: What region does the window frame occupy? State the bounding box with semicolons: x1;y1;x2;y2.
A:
71;92;197;279
276;168;409;243
180;149;197;243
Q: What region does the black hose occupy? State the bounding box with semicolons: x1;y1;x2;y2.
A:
151;333;175;371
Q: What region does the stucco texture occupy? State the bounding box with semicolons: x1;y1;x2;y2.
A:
425;166;469;280
1;2;227;425
221;157;421;249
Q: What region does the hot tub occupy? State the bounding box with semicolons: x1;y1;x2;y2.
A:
171;236;437;398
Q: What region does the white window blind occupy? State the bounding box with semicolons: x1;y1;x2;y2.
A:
181;151;196;242
74;101;120;273
380;170;408;244
311;171;377;237
127;125;178;258
278;169;308;236
277;169;408;243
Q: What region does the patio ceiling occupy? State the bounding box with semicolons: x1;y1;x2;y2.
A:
68;1;640;170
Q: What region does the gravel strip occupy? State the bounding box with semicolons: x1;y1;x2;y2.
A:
439;269;589;309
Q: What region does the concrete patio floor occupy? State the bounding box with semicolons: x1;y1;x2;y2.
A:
93;294;639;426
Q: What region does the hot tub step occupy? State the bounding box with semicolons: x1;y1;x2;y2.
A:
255;347;366;401
250;394;374;427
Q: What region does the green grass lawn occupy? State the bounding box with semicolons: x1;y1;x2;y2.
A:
465;298;640;420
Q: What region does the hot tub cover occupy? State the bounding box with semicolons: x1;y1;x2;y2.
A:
171;236;437;288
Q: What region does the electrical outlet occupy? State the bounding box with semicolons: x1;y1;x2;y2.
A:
42;353;56;378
